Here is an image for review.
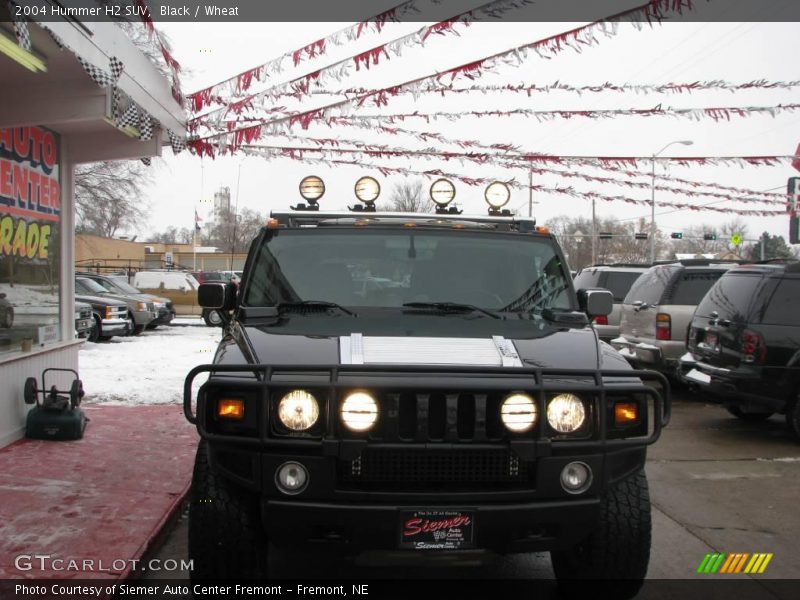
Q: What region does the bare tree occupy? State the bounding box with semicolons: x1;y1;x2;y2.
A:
75;161;151;237
385;179;434;213
204;207;265;253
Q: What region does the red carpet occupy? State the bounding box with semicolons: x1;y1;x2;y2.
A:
0;405;197;579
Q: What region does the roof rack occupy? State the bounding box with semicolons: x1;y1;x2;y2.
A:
654;258;749;267
270;210;538;232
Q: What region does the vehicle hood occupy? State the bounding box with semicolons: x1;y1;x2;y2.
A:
216;316;630;372
75;294;126;308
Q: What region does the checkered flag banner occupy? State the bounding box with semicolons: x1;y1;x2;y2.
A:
138;113;154;141
7;1;32;52
77;56;124;88
168;130;187;154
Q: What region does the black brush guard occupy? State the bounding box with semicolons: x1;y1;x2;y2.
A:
184;364;670;450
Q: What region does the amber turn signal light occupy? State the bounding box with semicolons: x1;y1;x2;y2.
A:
614;402;638;425
218;398;245;420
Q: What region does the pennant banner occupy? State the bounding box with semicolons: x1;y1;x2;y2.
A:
190;103;800;136
237;141;788;206
189;0;533;120
190;0;698;143
261;79;800;100
188;0;424;112
240;149;786;217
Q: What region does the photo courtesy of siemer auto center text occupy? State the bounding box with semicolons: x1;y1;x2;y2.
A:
0;1;799;599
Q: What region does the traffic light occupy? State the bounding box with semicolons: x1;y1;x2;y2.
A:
634;232;648;240
670;232;683;239
598;232;613;240
703;233;717;241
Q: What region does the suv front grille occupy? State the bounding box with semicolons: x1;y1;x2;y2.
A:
357;392;508;443
338;448;533;491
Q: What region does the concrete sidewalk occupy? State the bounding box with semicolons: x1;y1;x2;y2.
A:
0;405;197;579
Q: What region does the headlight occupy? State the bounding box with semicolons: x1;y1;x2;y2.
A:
278;390;320;431
547;393;586;433
500;393;537;432
340;392;378;432
137;302;147;311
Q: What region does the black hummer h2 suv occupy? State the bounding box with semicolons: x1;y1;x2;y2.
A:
184;209;670;590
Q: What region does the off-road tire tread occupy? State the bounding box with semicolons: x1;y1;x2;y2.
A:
551;470;651;597
188;441;268;581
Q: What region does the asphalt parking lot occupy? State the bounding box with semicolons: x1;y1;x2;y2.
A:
144;387;799;591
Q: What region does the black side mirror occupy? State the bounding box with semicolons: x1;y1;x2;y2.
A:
198;283;236;311
577;288;613;317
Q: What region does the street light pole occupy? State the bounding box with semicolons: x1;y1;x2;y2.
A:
650;139;693;264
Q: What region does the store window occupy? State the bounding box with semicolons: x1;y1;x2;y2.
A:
0;126;61;357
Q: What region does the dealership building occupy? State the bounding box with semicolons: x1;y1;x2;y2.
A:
0;12;186;446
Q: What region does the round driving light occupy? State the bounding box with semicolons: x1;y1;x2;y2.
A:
560;461;592;494
276;461;309;495
484;181;511;209
429;178;456;207
341;392;379;432
354;176;381;203
299;175;325;202
547;393;587;433
278;390;319;431
500;393;537;433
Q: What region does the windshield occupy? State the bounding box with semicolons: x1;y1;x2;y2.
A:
244;229;573;314
76;278;110;295
107;277;142;294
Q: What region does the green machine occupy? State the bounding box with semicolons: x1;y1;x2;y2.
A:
24;368;86;441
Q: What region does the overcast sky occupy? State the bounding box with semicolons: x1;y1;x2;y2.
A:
141;5;800;246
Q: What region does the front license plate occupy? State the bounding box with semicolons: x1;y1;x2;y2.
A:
399;510;475;550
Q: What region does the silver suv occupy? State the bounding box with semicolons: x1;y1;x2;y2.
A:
612;260;738;377
573;265;649;342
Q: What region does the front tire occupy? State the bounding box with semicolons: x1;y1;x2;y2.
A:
726;405;774;422
188;441;269;581
551;470;651;598
88;315;101;343
128;312;144;335
1;307;12;328
786;395;800;442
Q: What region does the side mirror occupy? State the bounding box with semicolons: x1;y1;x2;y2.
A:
198;282;236;311
577;288;613;317
0;293;6;299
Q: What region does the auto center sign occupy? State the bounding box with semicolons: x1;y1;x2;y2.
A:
0;126;60;261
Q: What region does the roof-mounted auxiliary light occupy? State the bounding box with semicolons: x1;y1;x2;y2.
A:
350;176;381;212
485;181;512;216
292;175;325;211
430;178;462;215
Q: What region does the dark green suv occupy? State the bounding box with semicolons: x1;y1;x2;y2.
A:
184;208;669;591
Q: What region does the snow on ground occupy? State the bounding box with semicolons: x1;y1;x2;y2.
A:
80;317;221;404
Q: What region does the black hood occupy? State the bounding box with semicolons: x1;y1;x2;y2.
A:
217;312;629;372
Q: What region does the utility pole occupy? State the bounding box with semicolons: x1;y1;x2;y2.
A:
591;198;597;266
230;161;243;270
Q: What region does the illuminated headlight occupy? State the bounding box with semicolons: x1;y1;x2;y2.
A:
340;392;378;432
500;393;537;432
547;393;587;433
278;390;319;431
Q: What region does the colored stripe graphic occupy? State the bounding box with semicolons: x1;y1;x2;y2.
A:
700;552;774;574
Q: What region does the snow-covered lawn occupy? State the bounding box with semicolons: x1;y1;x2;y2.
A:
79;317;221;404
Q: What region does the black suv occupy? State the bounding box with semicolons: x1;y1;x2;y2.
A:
685;261;800;438
184;208;669;590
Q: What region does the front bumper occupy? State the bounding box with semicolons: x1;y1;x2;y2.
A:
263;496;600;554
132;309;158;326
100;318;131;337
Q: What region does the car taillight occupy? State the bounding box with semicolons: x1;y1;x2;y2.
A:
741;329;765;364
655;313;671;341
593;315;609;325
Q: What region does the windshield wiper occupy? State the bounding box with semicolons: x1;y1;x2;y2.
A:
402;302;501;320
277;300;356;316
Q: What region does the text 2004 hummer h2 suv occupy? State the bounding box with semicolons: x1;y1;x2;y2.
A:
183;203;670;591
